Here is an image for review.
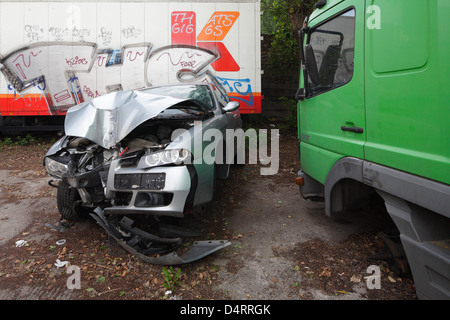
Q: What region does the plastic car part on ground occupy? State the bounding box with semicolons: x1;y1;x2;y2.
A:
90;207;231;265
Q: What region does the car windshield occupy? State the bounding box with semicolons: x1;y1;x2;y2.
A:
142;85;214;110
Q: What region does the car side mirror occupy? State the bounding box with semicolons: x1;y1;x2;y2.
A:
223;101;240;113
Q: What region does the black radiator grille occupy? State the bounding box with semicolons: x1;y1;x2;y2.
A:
114;173;166;190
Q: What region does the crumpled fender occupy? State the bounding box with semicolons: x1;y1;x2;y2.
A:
43;136;70;160
64;90;204;149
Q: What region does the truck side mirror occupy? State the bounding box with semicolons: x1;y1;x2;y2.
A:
305;44;319;85
295;88;306;100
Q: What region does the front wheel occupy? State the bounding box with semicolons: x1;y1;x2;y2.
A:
56;180;91;222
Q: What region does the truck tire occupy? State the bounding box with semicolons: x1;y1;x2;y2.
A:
56;180;91;222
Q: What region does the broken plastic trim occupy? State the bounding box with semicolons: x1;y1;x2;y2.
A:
45;218;75;232
90;207;230;265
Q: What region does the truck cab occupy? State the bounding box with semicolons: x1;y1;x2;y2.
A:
296;0;450;299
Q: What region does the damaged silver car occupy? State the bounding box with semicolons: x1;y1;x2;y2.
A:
44;82;241;264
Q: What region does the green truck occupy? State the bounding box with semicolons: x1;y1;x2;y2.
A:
296;0;449;299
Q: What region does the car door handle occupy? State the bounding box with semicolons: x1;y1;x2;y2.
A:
341;126;363;134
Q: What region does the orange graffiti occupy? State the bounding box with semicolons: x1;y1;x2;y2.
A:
197;11;239;41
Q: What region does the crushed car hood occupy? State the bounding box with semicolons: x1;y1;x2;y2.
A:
64;90;201;149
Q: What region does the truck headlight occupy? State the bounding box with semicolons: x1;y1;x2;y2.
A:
143;149;191;168
44;157;70;177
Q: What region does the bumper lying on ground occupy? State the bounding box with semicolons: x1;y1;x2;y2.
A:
91;207;231;265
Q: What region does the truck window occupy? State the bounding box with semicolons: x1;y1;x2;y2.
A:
307;9;355;96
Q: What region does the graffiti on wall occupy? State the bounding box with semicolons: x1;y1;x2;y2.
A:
0;10;260;116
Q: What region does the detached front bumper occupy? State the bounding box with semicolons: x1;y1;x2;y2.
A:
105;159;196;217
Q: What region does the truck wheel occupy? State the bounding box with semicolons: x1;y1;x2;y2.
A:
56;180;91;222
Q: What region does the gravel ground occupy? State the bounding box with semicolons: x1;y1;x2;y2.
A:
0;123;417;304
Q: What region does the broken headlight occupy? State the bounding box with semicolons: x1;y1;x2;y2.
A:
142;149;191;168
44;157;70;178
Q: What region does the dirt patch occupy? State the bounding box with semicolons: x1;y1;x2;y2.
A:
278;234;416;300
0;124;417;300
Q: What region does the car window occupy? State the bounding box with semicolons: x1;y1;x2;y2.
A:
187;85;214;109
143;85;214;109
211;84;230;109
307;9;355;96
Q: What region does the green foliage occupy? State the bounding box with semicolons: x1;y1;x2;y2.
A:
162;266;181;291
0;134;38;146
278;96;298;129
1;137;13;145
261;2;277;35
262;0;316;74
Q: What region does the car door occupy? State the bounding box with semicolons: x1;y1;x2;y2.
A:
192;84;241;206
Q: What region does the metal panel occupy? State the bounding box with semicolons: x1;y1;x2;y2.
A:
0;0;261;116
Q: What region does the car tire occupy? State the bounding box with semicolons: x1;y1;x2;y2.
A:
56;180;91;222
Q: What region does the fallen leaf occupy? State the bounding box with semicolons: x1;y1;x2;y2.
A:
319;267;331;277
388;276;396;283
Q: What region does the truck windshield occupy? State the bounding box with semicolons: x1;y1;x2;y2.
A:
307;9;355;96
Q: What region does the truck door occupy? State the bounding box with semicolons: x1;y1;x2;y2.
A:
364;0;450;185
299;1;365;184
